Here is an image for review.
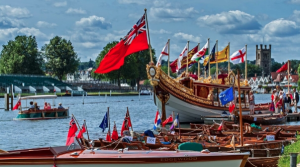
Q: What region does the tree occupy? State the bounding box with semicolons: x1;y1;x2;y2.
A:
271;61;282;72
0;35;44;74
247;64;262;77
161;65;177;78
42;36;80;81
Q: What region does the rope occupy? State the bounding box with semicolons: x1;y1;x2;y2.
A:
95;137;124;150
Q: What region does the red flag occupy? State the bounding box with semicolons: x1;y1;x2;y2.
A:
169;45;198;73
121;110;132;136
106;132;111;141
229;102;235;113
77;122;86;138
162;115;173;127
111;123;119;140
276;62;288;73
217;121;223;131
66;116;78;146
13;99;21;110
94;14;149;74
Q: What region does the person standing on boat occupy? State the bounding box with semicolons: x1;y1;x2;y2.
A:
274;94;280;114
249;91;255;115
270;89;276;112
293;88;299;113
284;92;292;113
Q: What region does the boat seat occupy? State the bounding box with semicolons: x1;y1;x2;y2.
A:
178;142;203;152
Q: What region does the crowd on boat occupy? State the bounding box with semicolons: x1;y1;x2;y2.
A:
270;87;299;114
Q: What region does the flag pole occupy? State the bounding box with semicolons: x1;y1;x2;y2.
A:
127;107;134;131
186;41;190;73
144;8;153;63
245;44;247;80
206;38;210;78
71;114;87;147
108;107;110;138
237;71;243;146
288;60;290;93
168;39;170;76
216;40;218;80
197;43;200;79
84;119;90;141
178;113;181;140
228;42;230;74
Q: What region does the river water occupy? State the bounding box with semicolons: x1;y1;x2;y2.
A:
0;94;298;151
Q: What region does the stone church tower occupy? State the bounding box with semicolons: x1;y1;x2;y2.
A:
255;44;271;77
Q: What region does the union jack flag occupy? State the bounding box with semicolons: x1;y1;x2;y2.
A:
123;14;146;45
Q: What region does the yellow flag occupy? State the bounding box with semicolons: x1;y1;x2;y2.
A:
210;45;229;64
203;56;209;66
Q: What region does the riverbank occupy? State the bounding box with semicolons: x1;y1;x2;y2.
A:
278;135;300;167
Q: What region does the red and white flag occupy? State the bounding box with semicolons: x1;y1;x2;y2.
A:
162;115;173;127
111;122;119;140
156;41;169;66
77;122;87;138
217;120;224;131
230;47;246;64
176;44;188;72
66;116;78;146
95;14;149;74
13;99;21;110
121;110;132;136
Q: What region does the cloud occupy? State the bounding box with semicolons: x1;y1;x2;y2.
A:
151;29;171;34
118;0;151;5
53;1;67;7
198;10;261;34
81;42;97;48
153;0;171;7
289;0;300;4
0;27;47;41
0;17;25;28
263;18;300;37
75;15;112;30
66;8;86;14
291;10;300;22
150;7;198;21
36;21;57;28
174;32;200;43
70;31;122;43
0;5;31;18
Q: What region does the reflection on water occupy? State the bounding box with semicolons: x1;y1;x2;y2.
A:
0;93;298;150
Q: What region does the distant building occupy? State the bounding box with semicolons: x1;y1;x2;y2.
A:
255;44;271;77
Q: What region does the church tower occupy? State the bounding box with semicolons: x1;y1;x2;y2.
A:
255;44;271;77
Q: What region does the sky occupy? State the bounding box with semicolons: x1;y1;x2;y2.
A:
0;0;300;63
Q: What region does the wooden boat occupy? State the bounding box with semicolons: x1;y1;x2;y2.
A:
245;157;279;167
146;64;270;122
64;90;86;96
0;144;250;167
242;115;286;125
14;95;69;120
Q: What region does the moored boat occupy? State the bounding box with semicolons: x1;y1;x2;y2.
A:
14;95;69;120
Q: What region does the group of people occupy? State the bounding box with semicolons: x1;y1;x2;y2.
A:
270;88;299;114
29;101;64;110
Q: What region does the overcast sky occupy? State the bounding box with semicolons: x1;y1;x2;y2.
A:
0;0;300;63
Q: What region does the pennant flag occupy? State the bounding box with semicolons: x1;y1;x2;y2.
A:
95;14;149;74
153;110;161;130
180;45;199;69
229;102;235;113
191;41;209;62
217;120;223;131
210;45;229;64
170;114;179;130
121;109;132;136
162;115;173;127
66;116;78;146
204;43;216;71
106;132;111;141
219;87;234;106
230;47;246;64
276;62;288;73
77;122;87;138
111;122;119;140
13;98;21;110
176;44;188;72
99;112;108;132
156;41;169;66
230;135;235;150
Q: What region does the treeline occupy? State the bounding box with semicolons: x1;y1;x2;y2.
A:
0;35;80;81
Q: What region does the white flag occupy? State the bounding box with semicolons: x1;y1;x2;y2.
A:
191;41;209;61
156;41;169;66
230;47;246;64
176;44;188;72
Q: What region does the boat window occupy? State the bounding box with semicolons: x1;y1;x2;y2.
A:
213;89;218;101
245;91;249;102
240;91;245;103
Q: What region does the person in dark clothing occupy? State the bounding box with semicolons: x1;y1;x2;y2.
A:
284;92;292;113
293;88;299;113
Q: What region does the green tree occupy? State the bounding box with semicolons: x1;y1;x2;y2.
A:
161;65;177;78
271;61;283;72
0;35;44;74
42;36;80;81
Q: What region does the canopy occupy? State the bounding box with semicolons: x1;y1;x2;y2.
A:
20;95;57;100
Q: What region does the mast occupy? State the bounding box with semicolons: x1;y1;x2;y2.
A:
245;44;247;80
216;40;218;80
108;107;110;138
186;41;190;73
197;43;200;79
144;9;153;63
168;39;170;76
206;38;210;78
237;70;243;146
288;60;290;92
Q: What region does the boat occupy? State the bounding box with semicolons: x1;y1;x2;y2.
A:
146;64;270;122
14;95;69;120
64;90;86;96
242;115;286;125
0;141;250;167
